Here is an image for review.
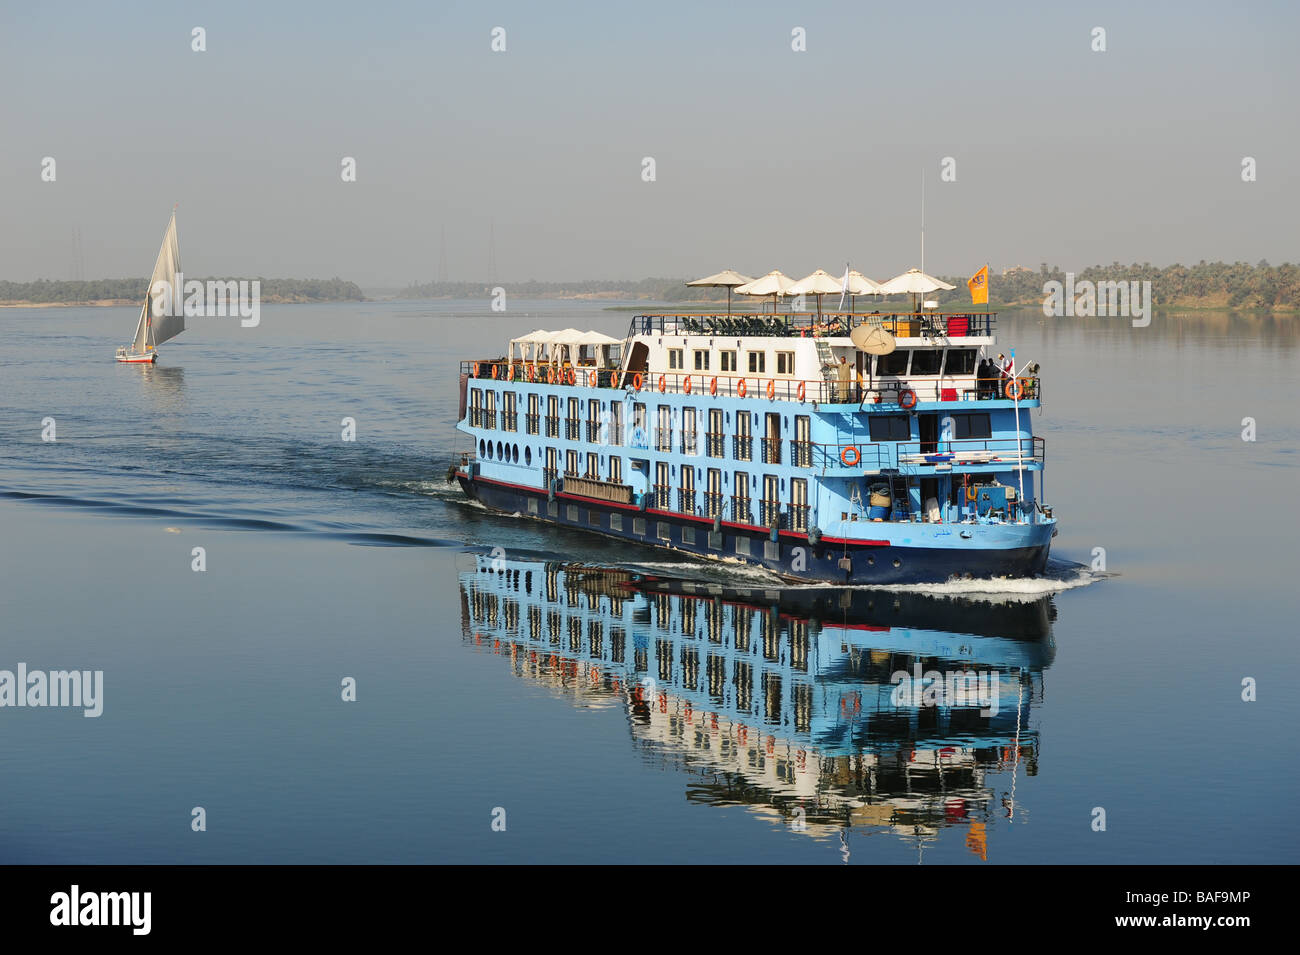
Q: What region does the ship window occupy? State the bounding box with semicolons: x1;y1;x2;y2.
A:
694;350;710;370
950;412;992;439
868;414;911;442
668;349;684;370
944;348;978;375
911;350;942;375
776;351;795;375
525;447;532;465
748;351;766;374
720;351;737;372
877;352;908;376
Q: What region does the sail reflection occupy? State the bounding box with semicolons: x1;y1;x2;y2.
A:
459;555;1056;859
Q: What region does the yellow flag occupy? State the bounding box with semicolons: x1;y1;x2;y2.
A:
968;265;989;305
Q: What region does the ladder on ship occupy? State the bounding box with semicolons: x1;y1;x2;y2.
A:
815;340;839;400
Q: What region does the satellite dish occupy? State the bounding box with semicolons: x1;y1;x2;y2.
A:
850;324;896;355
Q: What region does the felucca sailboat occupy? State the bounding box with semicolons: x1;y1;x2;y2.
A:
116;209;184;363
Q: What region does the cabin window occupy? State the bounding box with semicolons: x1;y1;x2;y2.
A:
469;388;482;427
694;350;710;371
911;350;942;376
877;352;908;376
565;450;579;476
609;402;623;446
526;393;540;435
720;351;737;372
868;414;912;442
503;392;517;432
586;452;599;479
733;471;751;524
793;415;811;467
949;412;992;439
944;348;978;375
668;349;684;370
748;351;766;374
734;413;752;462
546;395;560;438
608;456;622;484
706;408;724;457
656;405;673;452
682;407;698;455
776;351;795;376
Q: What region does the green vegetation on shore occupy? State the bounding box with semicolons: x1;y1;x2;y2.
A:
403;260;1300;311
0;277;364;305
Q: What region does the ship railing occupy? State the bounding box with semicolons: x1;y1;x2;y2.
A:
681;430;699;455
677;489;697;514
792;440;812;468
788;504;810;532
654;427;673;452
705;432;726;457
460;359;1040;406
731;496;753;525
545;416;559;438
732;435;753;461
702;492;725;518
760;437;782;465
564;419;580;440
810;436;1046;472
628;311;996;340
502;412;517;431
651;484;672;510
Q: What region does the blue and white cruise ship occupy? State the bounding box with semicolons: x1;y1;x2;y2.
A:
452;304;1055;584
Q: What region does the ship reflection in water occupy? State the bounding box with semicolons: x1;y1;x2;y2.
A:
459;554;1057;861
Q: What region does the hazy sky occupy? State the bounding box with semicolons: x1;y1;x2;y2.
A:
2;0;1297;286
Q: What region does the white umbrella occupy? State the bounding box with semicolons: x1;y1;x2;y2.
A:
788;269;844;317
879;268;956;314
735;270;798;312
686;269;753;315
840;270;886;313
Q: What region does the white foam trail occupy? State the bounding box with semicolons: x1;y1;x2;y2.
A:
844;563;1107;599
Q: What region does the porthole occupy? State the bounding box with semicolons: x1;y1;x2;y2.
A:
867;556;875;566
892;558;902;568
479;439;485;457
525;447;532;465
496;441;503;460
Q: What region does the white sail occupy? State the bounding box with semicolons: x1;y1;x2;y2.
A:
131;212;184;353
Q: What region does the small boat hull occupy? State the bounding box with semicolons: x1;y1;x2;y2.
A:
115;351;157;363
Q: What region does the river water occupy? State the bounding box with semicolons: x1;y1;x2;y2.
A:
0;300;1295;863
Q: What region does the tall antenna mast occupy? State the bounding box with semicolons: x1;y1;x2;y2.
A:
920;168;925;272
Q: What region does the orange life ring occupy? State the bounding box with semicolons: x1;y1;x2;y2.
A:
472;361;480;377
657;375;666;393
527;364;535;382
796;380;806;402
841;446;861;467
546;366;556;384
710;377;718;396
684;375;692;395
566;367;576;385
737;378;748;398
766;379;776;400
633;372;643;391
1005;378;1026;400
611;371;620;388
899;389;917;409
491;364;499;379
588;369;598;387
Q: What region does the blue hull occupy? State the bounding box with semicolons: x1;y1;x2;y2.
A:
458;475;1053;585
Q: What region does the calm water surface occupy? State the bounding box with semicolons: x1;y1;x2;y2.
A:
0;301;1295;863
